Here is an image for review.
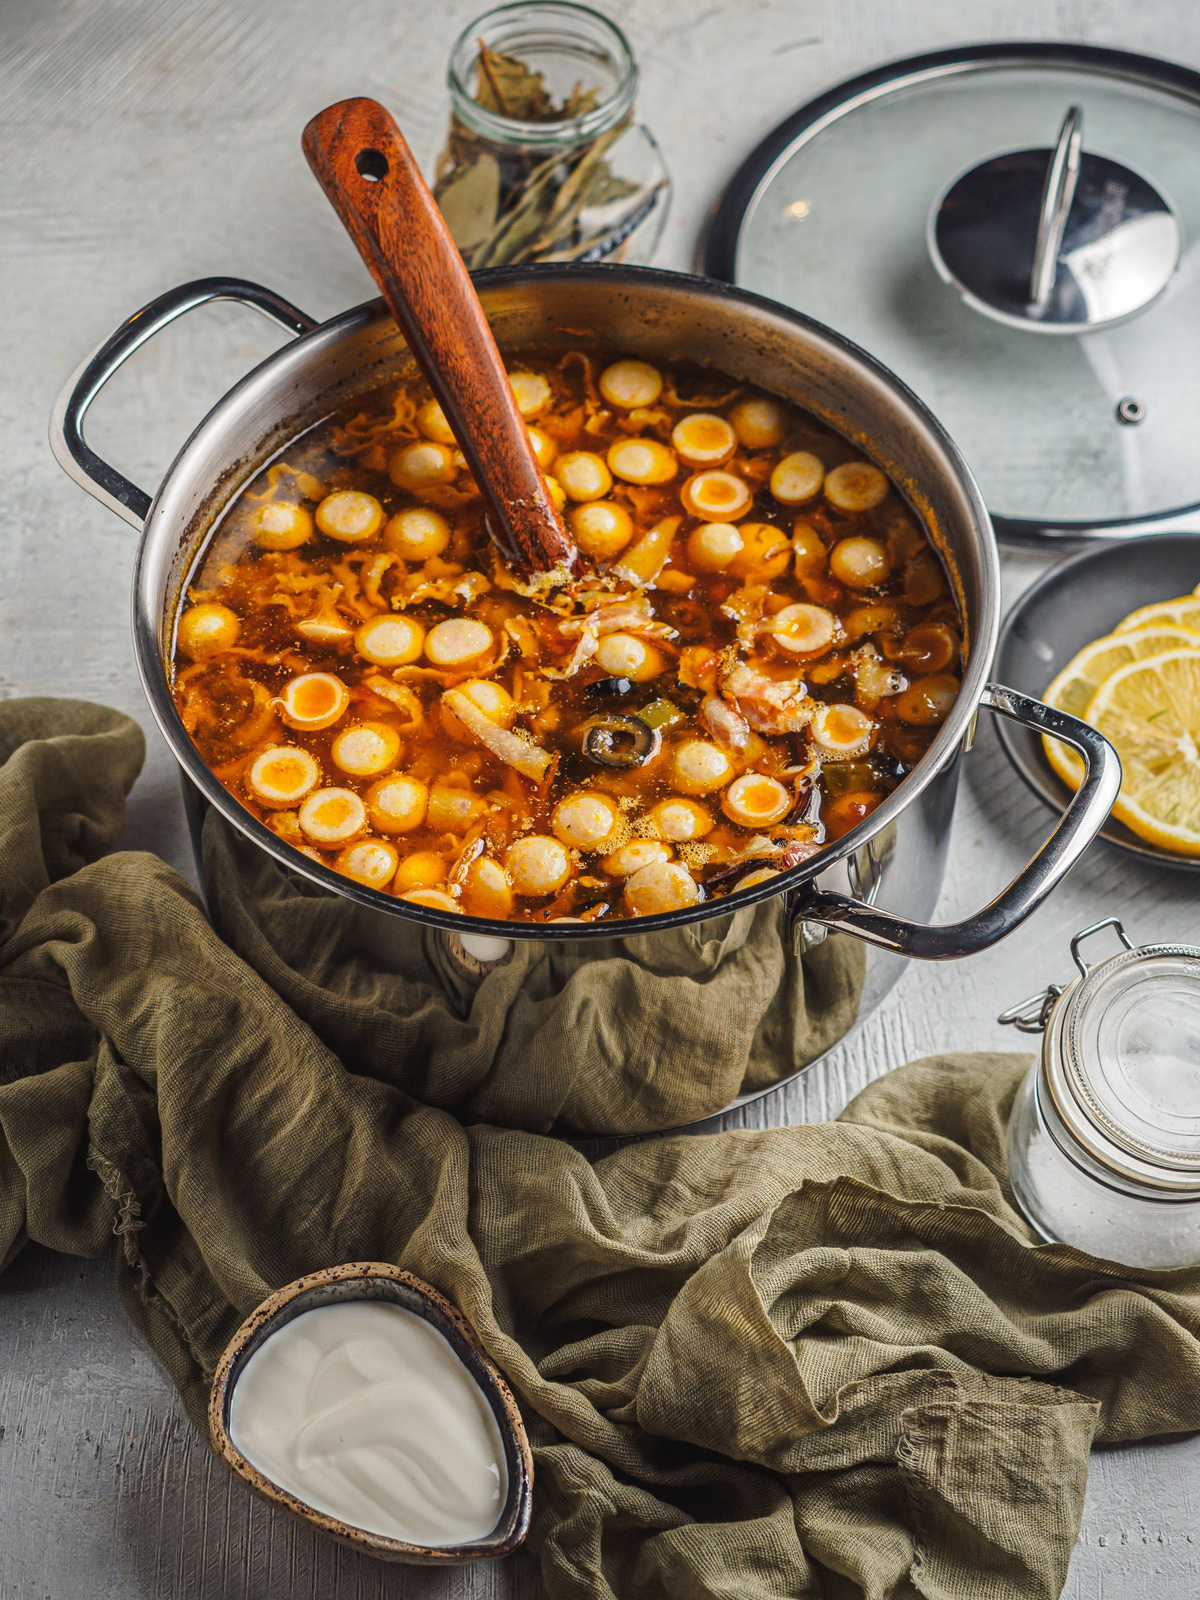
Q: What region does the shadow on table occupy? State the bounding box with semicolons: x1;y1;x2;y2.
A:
0;1245;547;1600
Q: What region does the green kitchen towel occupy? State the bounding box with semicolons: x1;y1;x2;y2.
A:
197;801;864;1136
2;698;1199;1600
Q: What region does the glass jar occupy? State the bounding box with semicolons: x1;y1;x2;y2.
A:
1001;918;1200;1268
434;2;671;269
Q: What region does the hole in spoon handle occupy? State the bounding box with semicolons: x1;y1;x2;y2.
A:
355;148;389;182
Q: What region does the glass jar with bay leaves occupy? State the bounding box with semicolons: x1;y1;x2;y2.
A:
435;2;671;268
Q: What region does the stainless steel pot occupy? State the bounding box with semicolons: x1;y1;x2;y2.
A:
50;266;1118;974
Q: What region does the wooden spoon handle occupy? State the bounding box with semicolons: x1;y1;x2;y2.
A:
302;97;576;579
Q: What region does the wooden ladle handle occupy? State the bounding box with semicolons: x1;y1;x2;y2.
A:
302;97;576;580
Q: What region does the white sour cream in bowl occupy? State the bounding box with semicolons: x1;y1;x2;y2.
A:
228;1299;509;1547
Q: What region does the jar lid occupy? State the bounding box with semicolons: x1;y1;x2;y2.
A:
1048;942;1200;1190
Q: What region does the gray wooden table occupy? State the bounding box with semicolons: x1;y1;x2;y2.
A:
2;1;1198;1595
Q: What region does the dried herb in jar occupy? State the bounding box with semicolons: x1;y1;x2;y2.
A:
435;40;658;268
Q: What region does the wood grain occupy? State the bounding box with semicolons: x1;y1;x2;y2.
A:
302;97;576;580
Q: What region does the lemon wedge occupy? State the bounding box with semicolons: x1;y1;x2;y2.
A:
1115;594;1200;634
1084;648;1200;855
1041;625;1200;789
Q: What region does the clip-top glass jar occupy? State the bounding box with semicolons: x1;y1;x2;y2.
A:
435;2;671;269
1000;918;1200;1268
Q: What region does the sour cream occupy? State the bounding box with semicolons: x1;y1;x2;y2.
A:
228;1300;508;1546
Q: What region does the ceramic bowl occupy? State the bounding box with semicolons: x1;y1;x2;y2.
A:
994;532;1200;872
208;1262;534;1563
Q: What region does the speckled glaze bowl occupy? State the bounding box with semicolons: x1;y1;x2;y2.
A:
208;1263;533;1564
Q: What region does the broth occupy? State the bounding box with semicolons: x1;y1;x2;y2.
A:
171;350;962;924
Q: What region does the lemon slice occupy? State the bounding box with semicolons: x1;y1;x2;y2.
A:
1041;626;1200;789
1115;594;1200;634
1085;648;1200;855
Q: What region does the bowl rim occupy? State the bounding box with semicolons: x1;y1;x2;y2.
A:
207;1262;534;1563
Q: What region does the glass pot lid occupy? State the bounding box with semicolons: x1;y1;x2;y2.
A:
706;45;1200;546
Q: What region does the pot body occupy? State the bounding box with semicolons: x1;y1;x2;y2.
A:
178;743;954;1106
134;267;997;936
51;266;1119;1017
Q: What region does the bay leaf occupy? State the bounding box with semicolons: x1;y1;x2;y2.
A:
475;43;553;120
561;82;601;120
469;148;566;267
435;153;501;252
471;174;559;268
441;60;638;266
534;181;666;262
473;41;602;125
541;126;623;231
583;168;640;208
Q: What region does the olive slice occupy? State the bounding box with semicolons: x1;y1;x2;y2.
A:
585;676;635;698
580;713;662;768
877;754;910;783
782;779;817;828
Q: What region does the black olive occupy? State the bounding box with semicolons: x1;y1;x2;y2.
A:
878;755;910;783
585;676;635;698
580;714;661;768
784;777;817;827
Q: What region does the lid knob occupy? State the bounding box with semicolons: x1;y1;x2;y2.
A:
930;104;1181;331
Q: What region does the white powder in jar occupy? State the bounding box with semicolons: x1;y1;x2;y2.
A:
1007;1064;1200;1268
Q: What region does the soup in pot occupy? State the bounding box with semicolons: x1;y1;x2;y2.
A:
171;351;962;924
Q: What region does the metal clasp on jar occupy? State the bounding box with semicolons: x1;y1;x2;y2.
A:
997;916;1134;1032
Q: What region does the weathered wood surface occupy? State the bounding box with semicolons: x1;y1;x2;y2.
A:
1;0;1198;1594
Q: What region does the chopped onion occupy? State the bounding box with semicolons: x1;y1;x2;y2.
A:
442;688;553;782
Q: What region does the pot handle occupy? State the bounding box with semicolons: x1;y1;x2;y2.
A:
49;278;318;530
791;682;1121;960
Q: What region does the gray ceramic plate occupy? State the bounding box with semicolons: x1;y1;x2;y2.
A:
994;532;1200;871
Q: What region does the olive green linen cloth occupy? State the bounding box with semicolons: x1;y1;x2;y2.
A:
197;806;864;1136
3;698;1200;1600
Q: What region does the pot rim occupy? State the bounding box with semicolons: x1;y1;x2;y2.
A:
133;262;997;942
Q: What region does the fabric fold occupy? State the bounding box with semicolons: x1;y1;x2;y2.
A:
1;699;1198;1600
200;806;866;1134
